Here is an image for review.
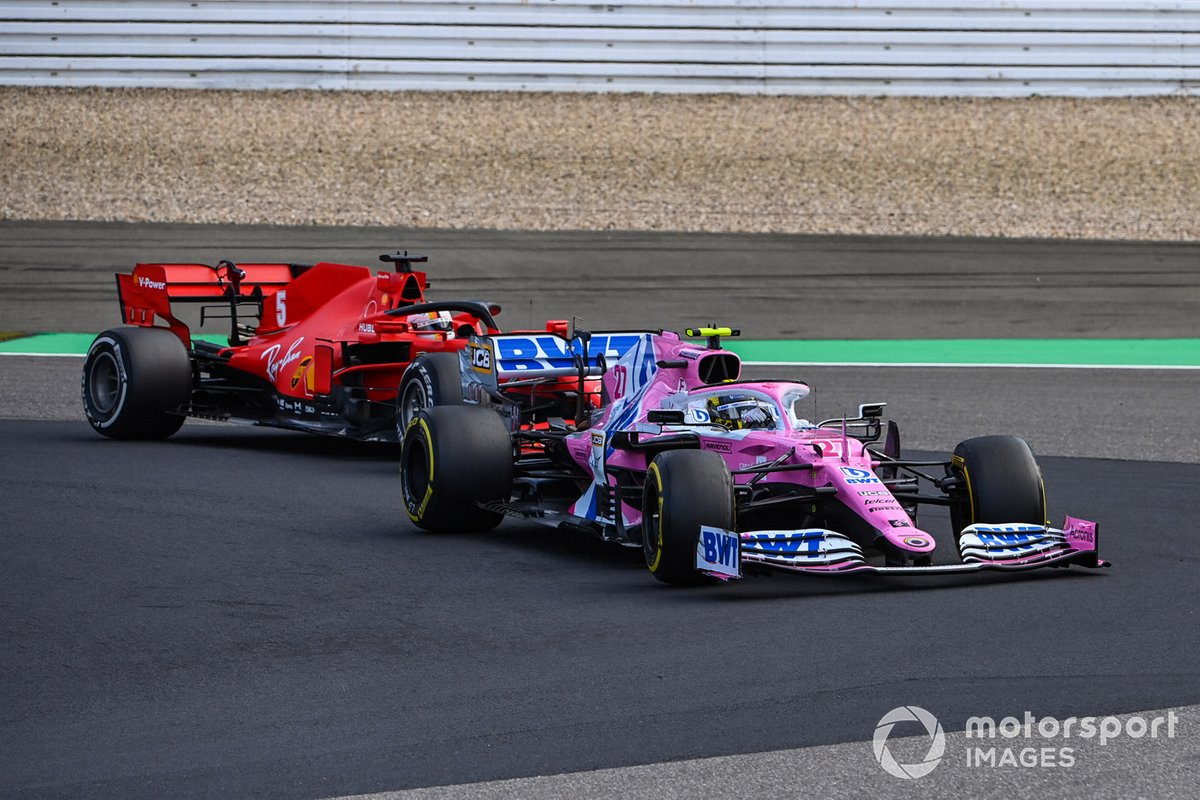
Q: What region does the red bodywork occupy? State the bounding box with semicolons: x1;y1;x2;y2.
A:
113;255;578;439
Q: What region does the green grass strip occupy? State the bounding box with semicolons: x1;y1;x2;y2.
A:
0;332;227;355
2;332;1199;368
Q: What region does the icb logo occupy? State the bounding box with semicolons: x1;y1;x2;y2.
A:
470;343;492;372
873;706;945;779
841;467;881;485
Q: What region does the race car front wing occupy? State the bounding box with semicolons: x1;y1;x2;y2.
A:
696;517;1108;580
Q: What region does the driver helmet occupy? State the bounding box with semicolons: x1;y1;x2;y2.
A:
706;394;777;430
406;310;455;337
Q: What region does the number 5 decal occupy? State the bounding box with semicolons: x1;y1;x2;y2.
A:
275;290;287;328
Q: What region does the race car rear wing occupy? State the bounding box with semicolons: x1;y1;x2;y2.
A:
473;331;655;381
463;330;655;423
117;260;295;347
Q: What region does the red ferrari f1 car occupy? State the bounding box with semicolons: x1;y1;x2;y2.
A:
80;251;590;440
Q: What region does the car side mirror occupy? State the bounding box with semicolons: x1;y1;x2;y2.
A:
647;409;686;425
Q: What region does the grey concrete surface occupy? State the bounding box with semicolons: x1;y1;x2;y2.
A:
341;705;1200;800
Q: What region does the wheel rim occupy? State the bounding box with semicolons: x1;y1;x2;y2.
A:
398;380;427;433
88;351;121;415
403;431;427;489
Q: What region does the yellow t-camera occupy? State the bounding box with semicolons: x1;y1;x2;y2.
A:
684;327;739;338
684;326;740;349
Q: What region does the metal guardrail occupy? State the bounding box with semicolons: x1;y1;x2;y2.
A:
1;1;1197;96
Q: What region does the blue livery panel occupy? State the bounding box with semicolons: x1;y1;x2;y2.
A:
491;334;646;377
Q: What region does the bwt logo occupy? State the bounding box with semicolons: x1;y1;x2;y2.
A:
700;529;738;568
840;467;881;485
977;532;1041;548
873;706;946;779
742;533;821;558
493;334;643;371
974;525;1043;534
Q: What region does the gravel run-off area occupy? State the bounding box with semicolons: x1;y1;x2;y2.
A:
2;87;1199;240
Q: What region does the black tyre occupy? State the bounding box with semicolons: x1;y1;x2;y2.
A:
642;450;735;585
396;352;464;437
400;405;513;532
81;327;192;440
949;435;1047;534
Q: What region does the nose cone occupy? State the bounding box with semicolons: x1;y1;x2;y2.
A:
887;528;936;554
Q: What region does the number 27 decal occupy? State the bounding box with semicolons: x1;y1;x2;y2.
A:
611;365;628;399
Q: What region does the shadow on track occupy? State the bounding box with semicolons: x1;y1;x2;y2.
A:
474;524;644;571
169;426;399;462
479;518;1107;600
701;564;1105;602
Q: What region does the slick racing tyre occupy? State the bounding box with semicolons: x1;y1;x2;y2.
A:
396;352;463;438
81;327;192;440
400;405;512;532
642;450;735;586
949;435;1047;535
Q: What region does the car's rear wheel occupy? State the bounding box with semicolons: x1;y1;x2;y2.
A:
642;450;735;585
949;435;1047;535
81;327;192;440
396;352;463;438
400;405;512;532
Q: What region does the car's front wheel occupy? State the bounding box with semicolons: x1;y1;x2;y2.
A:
949;435;1047;535
400;405;513;532
642;449;735;585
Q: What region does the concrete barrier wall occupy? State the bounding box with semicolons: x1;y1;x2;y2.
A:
1;1;1197;95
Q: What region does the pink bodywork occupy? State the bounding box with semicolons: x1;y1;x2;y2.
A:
558;331;935;559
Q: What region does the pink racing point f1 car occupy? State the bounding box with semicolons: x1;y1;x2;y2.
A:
399;328;1108;585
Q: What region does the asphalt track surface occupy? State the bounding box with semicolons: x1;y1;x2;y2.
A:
3;419;1198;800
1;222;1198;798
3;219;1200;339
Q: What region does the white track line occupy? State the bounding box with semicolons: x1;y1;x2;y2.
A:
0;352;86;358
2;352;1197;370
